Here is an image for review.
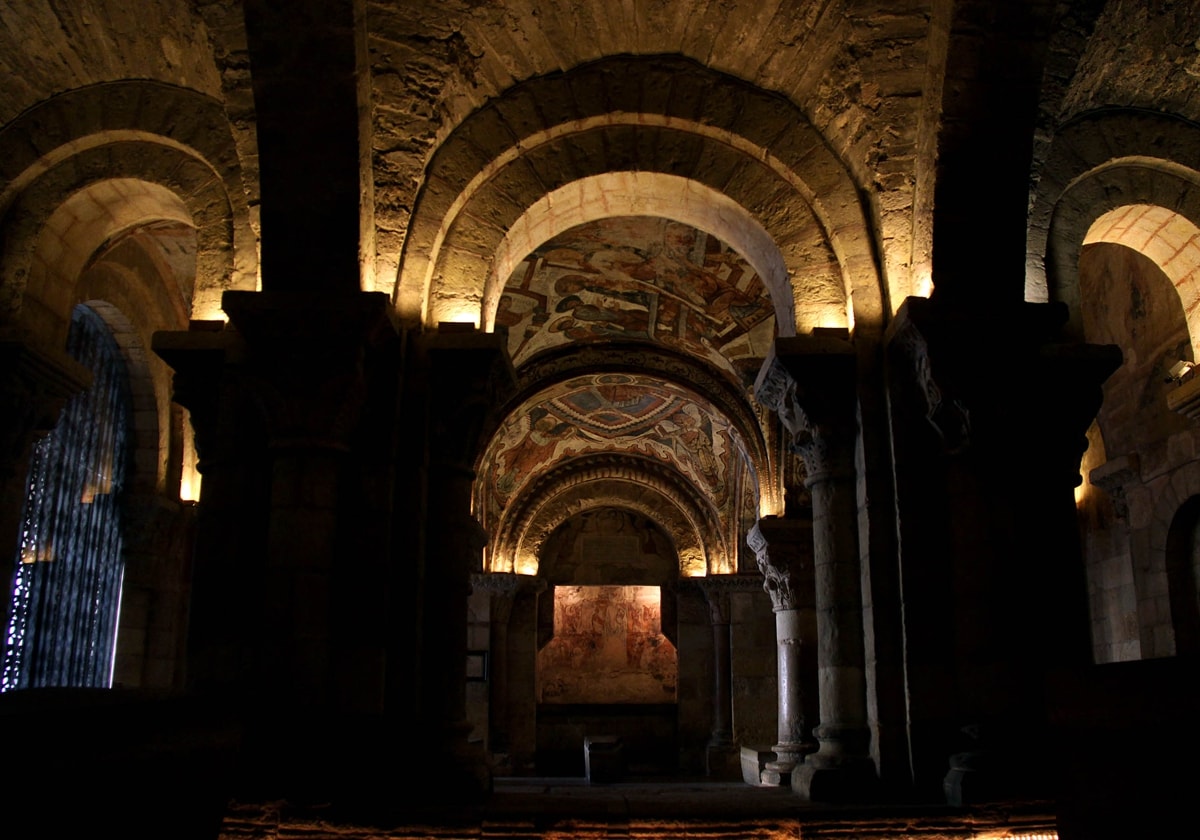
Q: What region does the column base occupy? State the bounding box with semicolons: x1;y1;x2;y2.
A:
740;746;776;786
791;754;878;803
706;742;742;780
760;740;814;786
943;748;1048;806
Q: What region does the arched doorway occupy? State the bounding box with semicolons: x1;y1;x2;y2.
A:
532;507;685;776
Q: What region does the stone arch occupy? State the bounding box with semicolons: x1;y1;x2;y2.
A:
19;179;195;344
1146;460;1200;657
79;300;161;498
1164;494;1200;656
1027;108;1200;342
0;81;256;326
480;173;795;335
1084;205;1200;360
509;345;777;518
1;145;239;329
396;55;882;335
490;454;725;578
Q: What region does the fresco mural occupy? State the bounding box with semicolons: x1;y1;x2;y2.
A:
479;373;747;525
498;217;775;379
537;585;677;704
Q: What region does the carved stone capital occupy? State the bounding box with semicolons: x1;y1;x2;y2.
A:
754;336;857;484
153;326;241;469
470;571;541;622
747;517;814;613
421;326;517;472
886;300;971;453
222;290;397;452
694;574;764;624
1088;454;1140;521
886;297;1121;481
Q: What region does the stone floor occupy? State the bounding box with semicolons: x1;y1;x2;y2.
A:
480;776;1058;839
217;776;1059;839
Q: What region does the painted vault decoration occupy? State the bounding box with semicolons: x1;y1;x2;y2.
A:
498;216;775;380
477;374;754;547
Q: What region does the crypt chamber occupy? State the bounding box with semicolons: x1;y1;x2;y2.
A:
1;1;1199;838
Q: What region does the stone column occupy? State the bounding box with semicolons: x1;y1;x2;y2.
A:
886;296;1120;805
157;292;399;806
417;327;515;797
472;572;541;772
756;335;877;801
695;575;762;778
746;517;817;786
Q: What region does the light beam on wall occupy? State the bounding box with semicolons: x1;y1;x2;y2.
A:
179;409;201;503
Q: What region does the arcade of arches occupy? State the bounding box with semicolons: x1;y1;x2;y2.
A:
1;2;1198;838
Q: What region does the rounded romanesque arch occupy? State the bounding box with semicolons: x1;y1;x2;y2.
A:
394;55;883;336
510;345;778;517
492;454;724;578
1146;461;1200;658
1028;108;1200;342
0;82;257;327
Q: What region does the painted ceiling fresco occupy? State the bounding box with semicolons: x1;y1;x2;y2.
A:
476;373;754;539
498;216;776;381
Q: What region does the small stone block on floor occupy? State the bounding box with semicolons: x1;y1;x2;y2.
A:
740;746;777;787
584;736;624;784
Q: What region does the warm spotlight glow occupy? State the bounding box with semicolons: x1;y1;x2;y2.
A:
679;548;706;577
514;553;539;576
759;495;783;518
179;409;201;503
915;270;934;299
193;304;230;323
434;302;480;329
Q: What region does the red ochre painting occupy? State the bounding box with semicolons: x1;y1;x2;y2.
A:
498;216;775;379
537;585;677;704
482;373;741;516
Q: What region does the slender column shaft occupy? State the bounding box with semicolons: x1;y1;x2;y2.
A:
755;337;876;801
747;518;816;785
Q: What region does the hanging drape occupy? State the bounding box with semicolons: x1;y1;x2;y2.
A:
2;306;132;691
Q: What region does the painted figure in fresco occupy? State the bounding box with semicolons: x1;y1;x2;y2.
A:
493;407;578;501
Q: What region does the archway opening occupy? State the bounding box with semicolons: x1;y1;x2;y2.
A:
531;507;685;777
